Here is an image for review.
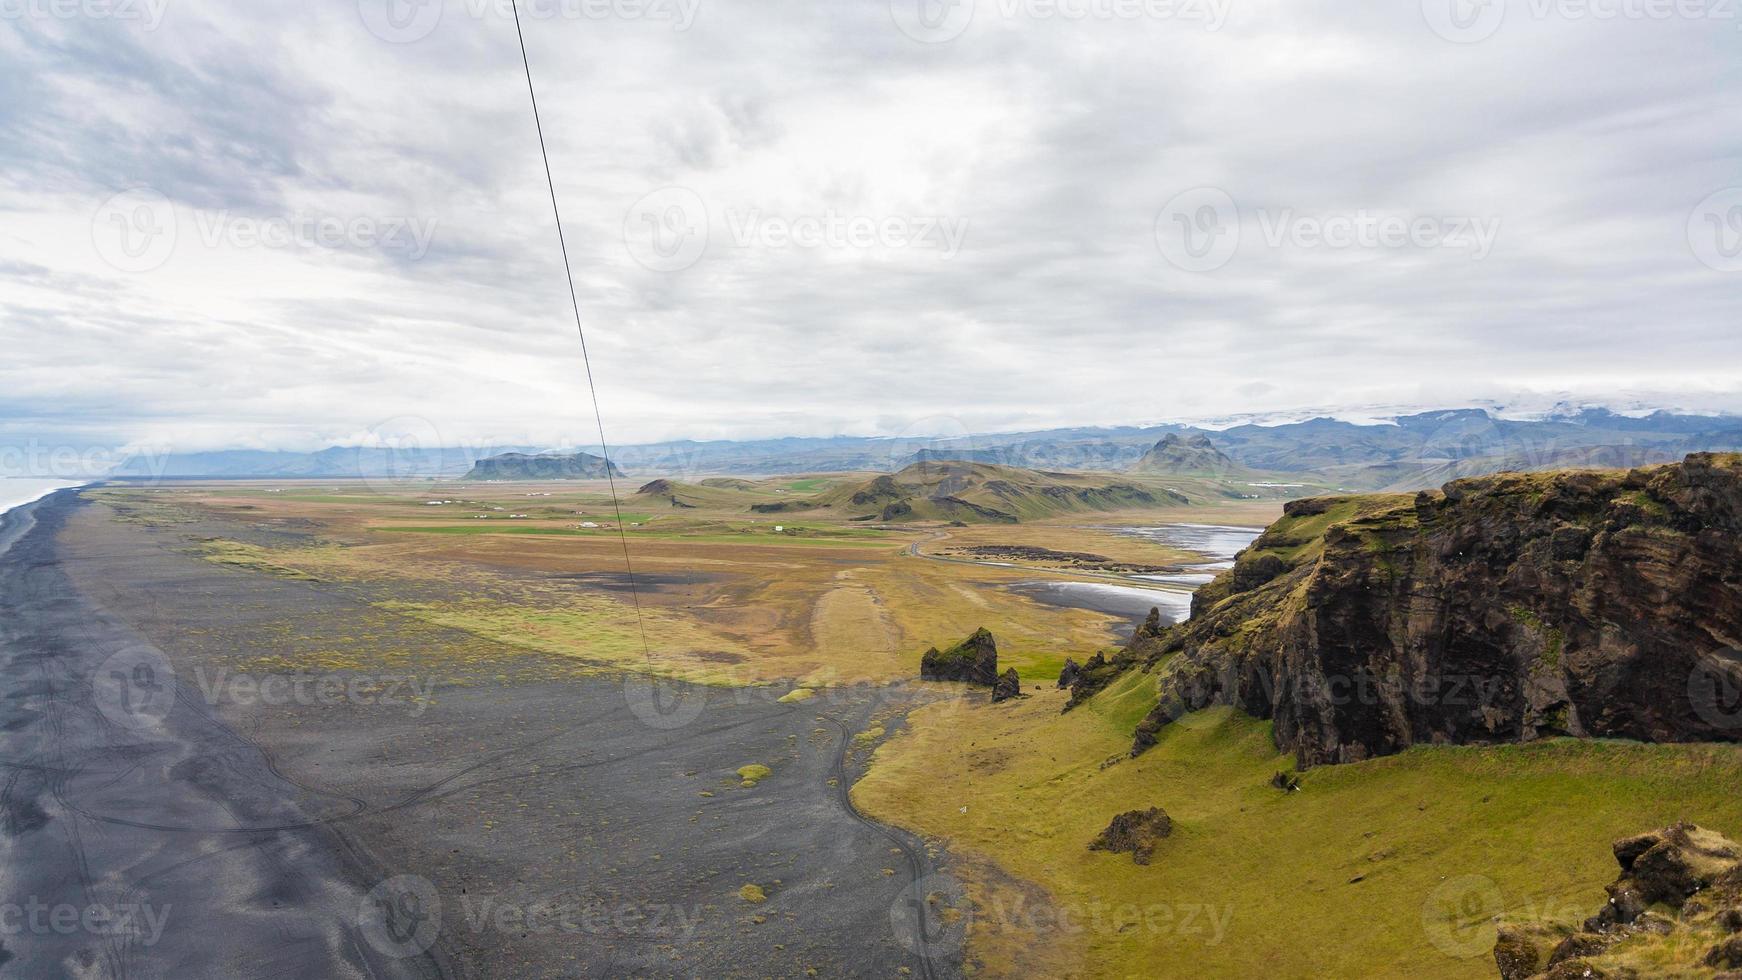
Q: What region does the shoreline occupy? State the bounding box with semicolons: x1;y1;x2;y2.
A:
0;490;451;978
5;489;956;977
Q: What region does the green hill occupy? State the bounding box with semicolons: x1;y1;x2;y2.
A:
752;460;1187;523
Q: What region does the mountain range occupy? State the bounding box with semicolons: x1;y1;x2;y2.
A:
108;408;1742;487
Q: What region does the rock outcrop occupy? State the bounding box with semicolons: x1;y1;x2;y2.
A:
920;628;1000;686
464;452;623;481
1088;807;1172;865
1057;658;1081;689
1494;823;1742;979
992;668;1023;703
1117;454;1742;768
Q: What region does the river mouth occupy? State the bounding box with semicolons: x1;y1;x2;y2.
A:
1000;522;1262;637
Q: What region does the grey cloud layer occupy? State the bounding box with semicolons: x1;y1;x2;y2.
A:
1;0;1739;454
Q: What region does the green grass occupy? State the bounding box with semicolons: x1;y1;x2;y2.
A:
786;478;828;492
856;691;1742;979
197;540;322;580
378;524;898;547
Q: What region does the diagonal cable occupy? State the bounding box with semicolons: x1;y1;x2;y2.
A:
508;0;652;661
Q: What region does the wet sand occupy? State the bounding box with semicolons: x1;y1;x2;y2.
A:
1;492;959;978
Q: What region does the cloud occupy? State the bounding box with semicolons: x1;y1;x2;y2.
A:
2;0;1740;455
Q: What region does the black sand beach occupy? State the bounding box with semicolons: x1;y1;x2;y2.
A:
0;492;957;978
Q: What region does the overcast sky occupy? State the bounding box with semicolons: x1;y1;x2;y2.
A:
2;0;1740;460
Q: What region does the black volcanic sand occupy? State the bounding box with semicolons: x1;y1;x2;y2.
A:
2;492;962;978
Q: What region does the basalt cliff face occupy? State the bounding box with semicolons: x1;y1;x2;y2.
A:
1096;453;1742;768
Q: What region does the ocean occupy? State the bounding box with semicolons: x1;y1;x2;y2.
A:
0;478;85;517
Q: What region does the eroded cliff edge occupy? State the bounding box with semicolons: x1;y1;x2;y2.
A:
1072;453;1742;768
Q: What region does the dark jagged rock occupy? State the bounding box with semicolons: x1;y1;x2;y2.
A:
1087;807;1171;865
1585;823;1742;930
1269;770;1300;792
1496;823;1742;978
919;628;999;686
1122;454;1742;768
1063;651;1134;711
1493;926;1542;980
464;451;623;481
1709;936;1742;969
1135;606;1164;639
1057;658;1081;689
992;668;1022;703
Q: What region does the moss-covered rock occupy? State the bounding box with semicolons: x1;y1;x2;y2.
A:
919;628;999;686
1088;807;1172;865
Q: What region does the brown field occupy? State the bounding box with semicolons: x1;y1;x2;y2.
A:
90;477;1277;689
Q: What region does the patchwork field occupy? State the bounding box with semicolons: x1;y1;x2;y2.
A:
87;474;1280;690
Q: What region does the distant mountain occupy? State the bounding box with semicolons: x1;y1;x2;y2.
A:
752;460;1185;524
463;452;622;481
1129;434;1238;475
106;408;1742;483
108;445;539;480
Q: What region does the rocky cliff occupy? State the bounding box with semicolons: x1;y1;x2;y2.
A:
1088;454;1742;768
463;452;623;481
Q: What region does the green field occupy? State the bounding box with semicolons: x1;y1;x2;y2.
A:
856;680;1742;978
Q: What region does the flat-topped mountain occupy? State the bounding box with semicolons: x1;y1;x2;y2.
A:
1067;453;1742;768
754;460;1186;523
1129;434;1238;475
463;452;623;481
